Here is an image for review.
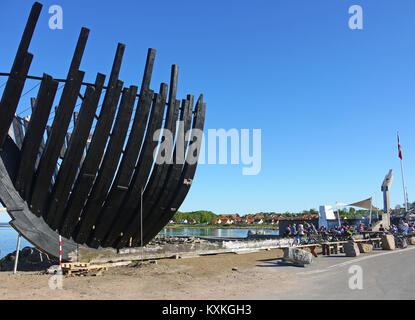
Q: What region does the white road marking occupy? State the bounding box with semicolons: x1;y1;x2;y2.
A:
297;246;415;275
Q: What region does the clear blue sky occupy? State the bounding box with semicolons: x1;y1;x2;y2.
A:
0;0;414;222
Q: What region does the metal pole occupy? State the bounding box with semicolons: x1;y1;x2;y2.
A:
398;132;409;212
369;198;373;226
337;209;341;227
13;233;21;275
400;157;409;212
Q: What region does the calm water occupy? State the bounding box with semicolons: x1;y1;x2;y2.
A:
160;227;279;238
0;223;32;258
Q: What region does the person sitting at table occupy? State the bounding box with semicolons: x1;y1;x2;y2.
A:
291;224;297;236
389;224;398;234
379;224;385;232
310;223;317;234
284;225;291;237
400;221;409;235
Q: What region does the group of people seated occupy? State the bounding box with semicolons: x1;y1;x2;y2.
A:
388;220;415;235
283;222;318;238
283;219;415;241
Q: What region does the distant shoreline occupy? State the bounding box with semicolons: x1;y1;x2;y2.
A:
164;224;278;230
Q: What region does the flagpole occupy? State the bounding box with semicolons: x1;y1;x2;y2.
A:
398;132;409;212
400;157;408;212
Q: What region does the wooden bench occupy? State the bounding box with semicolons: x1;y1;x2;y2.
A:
321;241;348;255
360;231;388;239
321;238;383;255
354;237;382;249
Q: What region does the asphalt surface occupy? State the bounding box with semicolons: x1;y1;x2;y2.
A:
252;245;415;299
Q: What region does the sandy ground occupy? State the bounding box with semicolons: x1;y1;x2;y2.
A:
0;248;300;300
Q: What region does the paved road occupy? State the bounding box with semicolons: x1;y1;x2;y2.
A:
252;246;415;299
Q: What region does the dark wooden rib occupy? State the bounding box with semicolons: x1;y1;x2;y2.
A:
59;81;123;237
0;2;42;148
29;97;46;170
12;116;24;149
14;74;58;200
139;65;179;206
144;98;192;222
141;97;206;246
95;84;168;248
85;49;157;245
44;126;57;185
141;49;156;92
141;98;180;208
30;70;85;217
102;80;174;248
57;44;125;238
46;73;105;231
120;98;190;248
73;85;137;244
29;27;89;217
87;89;154;248
108;66;179;248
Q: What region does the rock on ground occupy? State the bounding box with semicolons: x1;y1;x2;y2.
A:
283;247;312;265
343;241;360;257
0;247;58;271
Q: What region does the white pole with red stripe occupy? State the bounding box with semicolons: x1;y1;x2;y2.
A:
59;234;62;271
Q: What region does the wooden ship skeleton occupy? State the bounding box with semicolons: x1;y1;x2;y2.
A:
0;2;206;259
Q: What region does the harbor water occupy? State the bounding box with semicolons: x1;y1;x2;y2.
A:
0;223;31;258
161;227;279;238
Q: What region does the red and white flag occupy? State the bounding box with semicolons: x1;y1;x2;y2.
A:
398;132;403;160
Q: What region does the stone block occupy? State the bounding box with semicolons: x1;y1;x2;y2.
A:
343;241;360;257
381;235;395;250
357;243;373;253
283;247;312;265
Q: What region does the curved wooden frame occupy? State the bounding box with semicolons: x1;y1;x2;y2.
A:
0;2;206;258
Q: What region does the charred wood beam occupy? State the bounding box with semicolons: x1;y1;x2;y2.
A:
140;97;206;247
30;27;89;217
95;84;168;248
73;85;137;243
109;65;179;248
47;73;105;231
14;74;58;200
0;2;41;149
59;43;125;238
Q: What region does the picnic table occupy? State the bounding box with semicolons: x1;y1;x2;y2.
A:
354;237;382;248
360;231;388;239
321;238;383;255
321;241;348;255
